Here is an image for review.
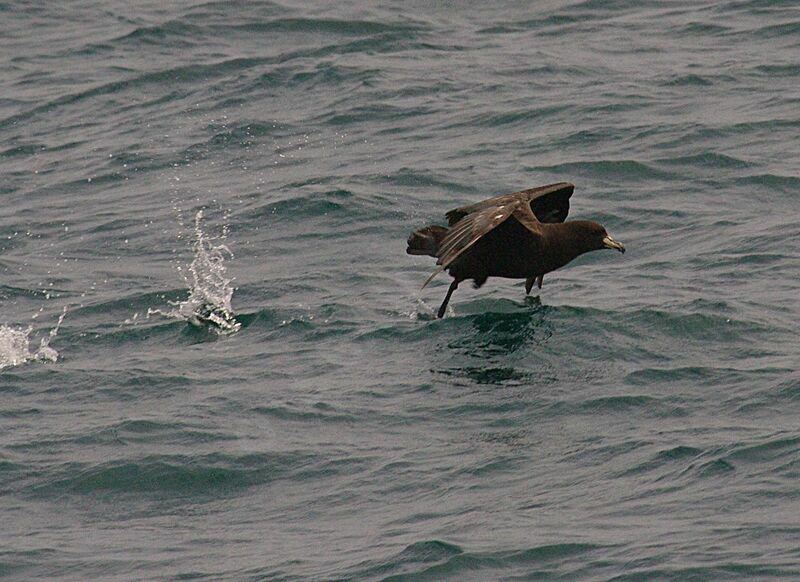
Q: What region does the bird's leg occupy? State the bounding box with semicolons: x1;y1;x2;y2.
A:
525;277;535;295
525;275;544;295
472;275;488;289
437;280;459;318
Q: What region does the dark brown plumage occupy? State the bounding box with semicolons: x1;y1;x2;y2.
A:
406;182;625;318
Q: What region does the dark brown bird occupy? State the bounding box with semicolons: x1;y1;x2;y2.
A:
406;182;625;318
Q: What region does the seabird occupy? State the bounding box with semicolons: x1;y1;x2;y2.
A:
406;182;625;318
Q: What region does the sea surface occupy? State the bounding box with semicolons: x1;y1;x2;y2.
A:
1;1;799;580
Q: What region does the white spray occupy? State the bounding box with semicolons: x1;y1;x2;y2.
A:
149;209;240;334
0;306;67;371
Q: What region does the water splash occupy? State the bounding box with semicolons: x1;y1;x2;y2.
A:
0;307;67;371
150;209;240;334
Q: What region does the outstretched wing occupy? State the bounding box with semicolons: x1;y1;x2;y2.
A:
445;182;573;226
422;199;542;288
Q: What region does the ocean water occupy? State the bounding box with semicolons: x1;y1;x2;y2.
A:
1;1;799;579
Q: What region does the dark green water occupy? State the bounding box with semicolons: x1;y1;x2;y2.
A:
1;1;799;580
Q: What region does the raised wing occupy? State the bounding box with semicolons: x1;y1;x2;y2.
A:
422;199;542;288
511;201;543;234
445;182;573;226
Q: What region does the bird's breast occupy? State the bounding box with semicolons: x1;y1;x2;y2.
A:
456;235;543;280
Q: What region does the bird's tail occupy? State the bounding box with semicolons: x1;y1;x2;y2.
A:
406;225;448;257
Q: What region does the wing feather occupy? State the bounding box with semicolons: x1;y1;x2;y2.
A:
446;182;573;225
511;202;543;235
438;204;517;267
422;202;519;288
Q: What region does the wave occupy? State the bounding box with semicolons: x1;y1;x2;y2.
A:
526;159;674;181
32;451;315;496
738;173;800;191
219;18;423;36
654;152;755;169
344;540;607;580
478;14;581;34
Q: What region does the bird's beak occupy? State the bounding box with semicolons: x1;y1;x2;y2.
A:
602;236;626;253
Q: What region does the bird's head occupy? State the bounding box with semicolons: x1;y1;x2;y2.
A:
575;220;626;254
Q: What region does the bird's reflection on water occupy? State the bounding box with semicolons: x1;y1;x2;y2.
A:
446;294;553;356
425;293;564;391
435;365;534;387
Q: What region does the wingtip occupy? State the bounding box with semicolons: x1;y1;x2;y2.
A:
421;268;443;289
550;181;575;193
